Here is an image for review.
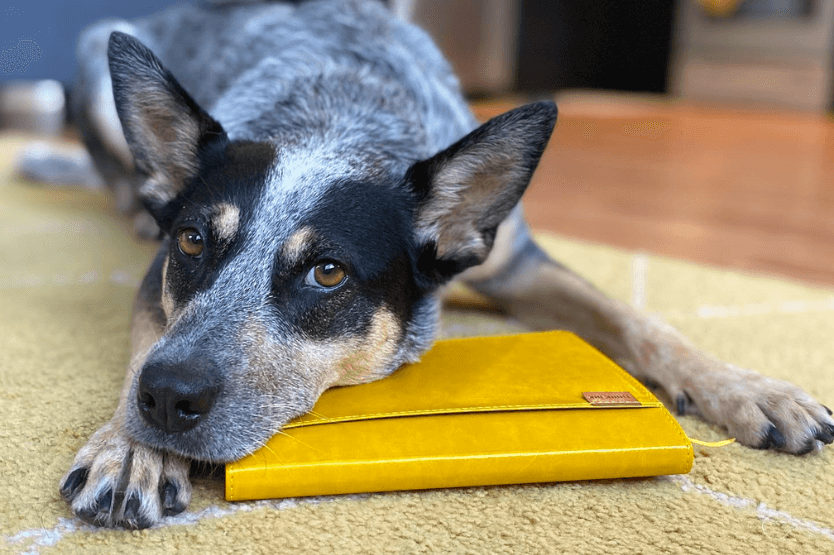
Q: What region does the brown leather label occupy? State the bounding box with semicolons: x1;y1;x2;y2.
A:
583;391;641;406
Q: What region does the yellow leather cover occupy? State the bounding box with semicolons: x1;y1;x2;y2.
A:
225;331;693;501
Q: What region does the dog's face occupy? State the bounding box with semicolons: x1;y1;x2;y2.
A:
108;32;556;462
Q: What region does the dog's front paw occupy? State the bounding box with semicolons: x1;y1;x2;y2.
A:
59;420;191;529
675;362;834;455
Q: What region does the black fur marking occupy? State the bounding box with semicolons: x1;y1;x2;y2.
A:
305;178;415;280
271;178;421;341
163;141;276;310
415;242;482;286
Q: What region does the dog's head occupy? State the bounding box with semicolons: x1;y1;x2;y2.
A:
107;32;556;461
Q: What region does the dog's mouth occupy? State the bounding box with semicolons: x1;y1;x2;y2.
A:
125;404;305;463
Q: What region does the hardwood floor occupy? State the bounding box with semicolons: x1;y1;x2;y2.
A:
472;93;834;287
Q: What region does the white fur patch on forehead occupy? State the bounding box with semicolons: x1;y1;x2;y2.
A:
191;145;357;311
249;144;356;249
282;226;316;265
212;202;241;241
270;144;355;198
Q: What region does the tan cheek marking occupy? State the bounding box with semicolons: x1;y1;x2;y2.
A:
212;202;241;241
160;257;175;320
238;319;272;391
282;226;316;265
237;319;352;427
129;307;164;366
123;305;166;407
332;309;402;387
238;310;403;401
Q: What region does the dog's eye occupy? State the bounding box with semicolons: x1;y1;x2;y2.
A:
177;227;204;257
306;261;347;289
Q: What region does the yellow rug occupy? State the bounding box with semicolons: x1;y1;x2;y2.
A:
2;133;833;554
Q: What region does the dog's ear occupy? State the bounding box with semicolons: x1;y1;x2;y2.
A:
407;101;557;285
107;31;227;225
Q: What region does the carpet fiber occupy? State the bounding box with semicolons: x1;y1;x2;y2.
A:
1;134;833;554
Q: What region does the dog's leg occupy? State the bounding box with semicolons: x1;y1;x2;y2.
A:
461;207;834;454
59;250;191;528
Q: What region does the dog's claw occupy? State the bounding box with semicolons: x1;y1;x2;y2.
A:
815;424;834;445
796;440;817;456
675;392;694;416
122;493;153;530
96;488;113;513
75;488;113;526
757;424;787;450
124;493;140;519
670;360;834;454
160;480;185;517
675;395;686;416
75;504;100;525
60;467;89;501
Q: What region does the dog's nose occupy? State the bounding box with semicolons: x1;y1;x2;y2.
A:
137;359;222;433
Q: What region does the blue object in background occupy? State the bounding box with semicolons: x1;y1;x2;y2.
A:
0;1;188;85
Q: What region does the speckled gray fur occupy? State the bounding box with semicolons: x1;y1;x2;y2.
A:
126;0;476;168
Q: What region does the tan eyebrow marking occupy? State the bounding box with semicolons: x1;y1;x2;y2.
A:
282;226;316;265
212;202;241;241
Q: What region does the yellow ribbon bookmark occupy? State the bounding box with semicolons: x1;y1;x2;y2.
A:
687;436;736;448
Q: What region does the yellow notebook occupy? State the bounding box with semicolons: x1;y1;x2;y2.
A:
225;331;693;501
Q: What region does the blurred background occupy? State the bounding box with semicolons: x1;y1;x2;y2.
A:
2;0;834;286
3;0;833;124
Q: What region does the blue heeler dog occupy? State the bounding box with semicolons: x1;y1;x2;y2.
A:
42;0;832;529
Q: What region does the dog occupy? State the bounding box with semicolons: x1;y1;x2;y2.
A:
41;0;833;529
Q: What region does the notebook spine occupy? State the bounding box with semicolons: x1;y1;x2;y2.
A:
226;445;693;501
